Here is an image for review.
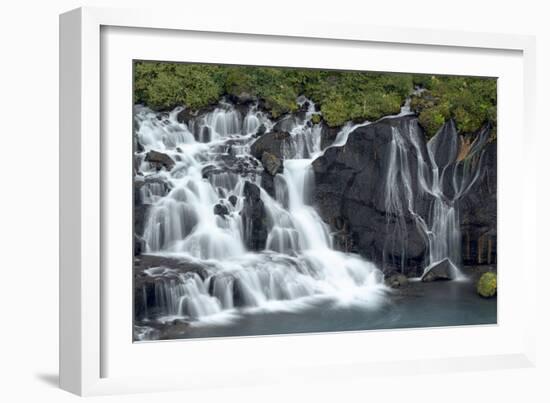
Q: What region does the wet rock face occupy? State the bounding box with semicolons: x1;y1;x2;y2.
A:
241;181;269;251
133;255;211;321
261;151;283;176
312;116;496;275
144;150;176;171
250;131;293;160
213;203;229;217
134;234;147;256
319;122;342;150
421;258;457;282
458;141;497;265
312;116;430;275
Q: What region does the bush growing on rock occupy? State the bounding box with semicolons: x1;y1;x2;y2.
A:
410;75;497;138
134;62;225;110
477;272;497;298
134;61;497;137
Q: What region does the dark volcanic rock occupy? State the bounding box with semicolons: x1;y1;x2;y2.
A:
421;258;457;282
256;124;267;137
428;120;459;173
458;136;497;266
227;92;258;105
250;131;293;160
145;150;175;171
241;181;269;251
261;151;283;176
201;154;262;189
133;255;210;321
320;122;343;150
312;115;496;275
312;116;430;275
133;201;150;236
134;234;146;256
134;175;172;205
261;170;276;199
228;195;238;207
213;203;229;217
273;114;305;132
134;255;209;280
176;105;217;125
134;175;171;236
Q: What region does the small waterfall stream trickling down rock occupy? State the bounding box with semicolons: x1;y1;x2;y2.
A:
312;114;491;278
134;99;389;325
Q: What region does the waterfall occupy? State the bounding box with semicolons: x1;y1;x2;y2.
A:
383;119;487;278
135;99;387;323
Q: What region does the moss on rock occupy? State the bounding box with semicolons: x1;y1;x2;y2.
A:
311;114;322;125
477;272;497;298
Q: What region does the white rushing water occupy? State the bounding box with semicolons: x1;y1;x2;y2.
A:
135;99;387;323
383;118;487;279
134;96;487;325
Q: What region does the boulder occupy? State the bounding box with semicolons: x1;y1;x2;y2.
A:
477;271;497;297
256;123;267;137
176;105;216;125
145;150;175;171
240;181;269;251
421;258;457;282
261;151;283;176
202;154;262;180
273;115;302;132
227;92;258;104
133;255;211;321
384;272;409;288
213;203;229;217
250;131;293;160
134;234;146;256
228;195;238;207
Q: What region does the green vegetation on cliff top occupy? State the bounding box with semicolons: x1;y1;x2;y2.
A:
134;61;497;137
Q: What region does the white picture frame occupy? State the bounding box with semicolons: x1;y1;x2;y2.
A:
60;6;537;396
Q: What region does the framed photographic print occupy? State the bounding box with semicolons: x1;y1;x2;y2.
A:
60;6;537;396
132;61;498;342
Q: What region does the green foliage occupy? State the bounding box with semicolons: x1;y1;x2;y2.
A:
134;62;225;110
249;67;303;118
134;62;496;136
410;75;497;138
477;272;497;298
303;71;412;126
311;114;321;125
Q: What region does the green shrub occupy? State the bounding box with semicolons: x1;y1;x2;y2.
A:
311;114;321;125
303;71;411;126
134;62;225;110
477;272;497;298
410;75;497;138
134;62;496;136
